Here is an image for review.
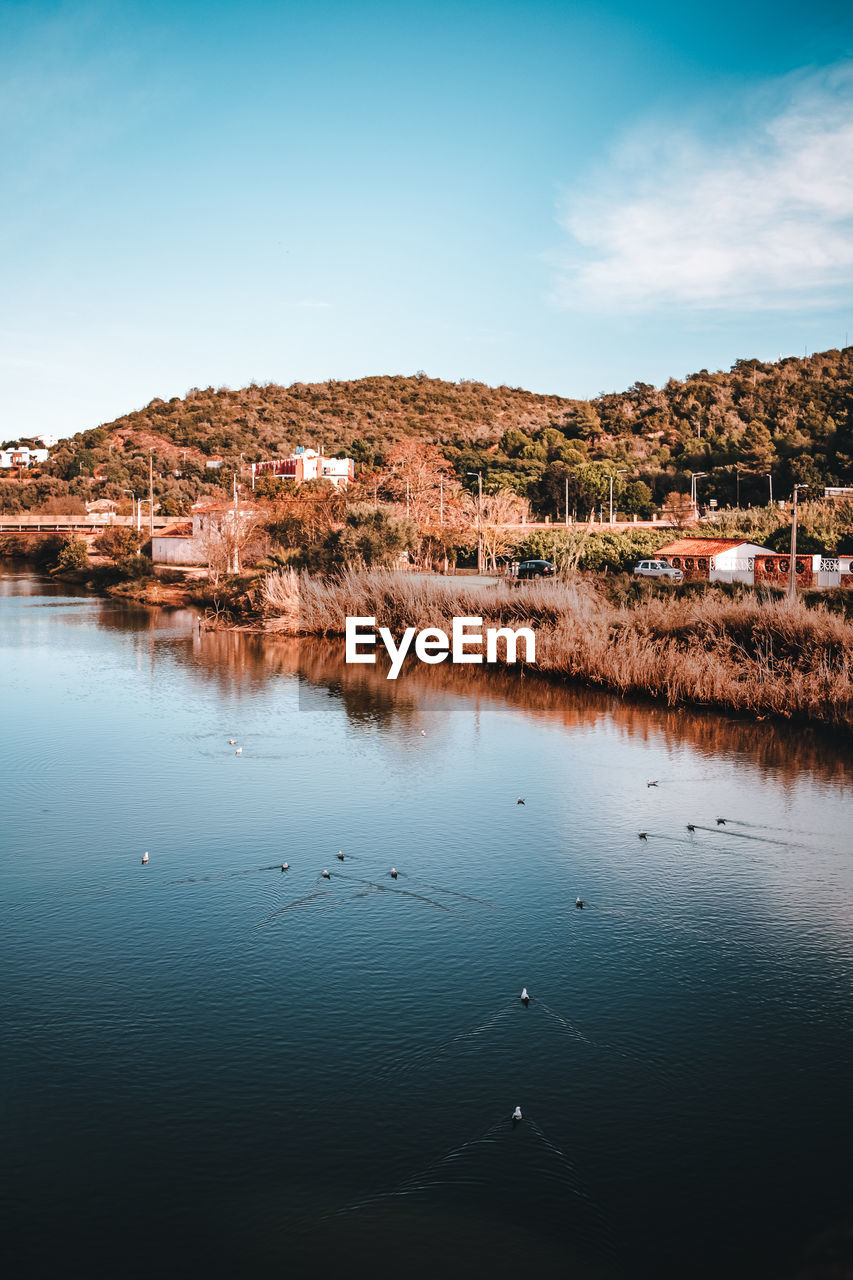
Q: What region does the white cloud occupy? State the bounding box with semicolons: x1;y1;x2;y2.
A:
555;64;853;312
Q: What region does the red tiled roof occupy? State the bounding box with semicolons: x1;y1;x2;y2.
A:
155;521;193;538
656;538;770;556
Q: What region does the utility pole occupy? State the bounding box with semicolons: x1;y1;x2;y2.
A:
767;472;774;506
788;484;808;598
735;467;740;508
148;451;154;539
565;475;569;527
440;475;444;525
467;471;483;573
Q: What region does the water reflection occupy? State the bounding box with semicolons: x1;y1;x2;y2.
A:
84;590;853;786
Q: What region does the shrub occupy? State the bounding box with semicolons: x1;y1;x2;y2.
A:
55;537;89;571
94;526;141;561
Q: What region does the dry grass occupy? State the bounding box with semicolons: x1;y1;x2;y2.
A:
260;568;853;729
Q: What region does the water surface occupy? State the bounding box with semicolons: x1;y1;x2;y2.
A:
2;569;852;1278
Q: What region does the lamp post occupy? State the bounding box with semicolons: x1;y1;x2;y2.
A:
610;469;628;526
767;472;774;506
467;471;483;573
690;471;708;518
788;484;808;598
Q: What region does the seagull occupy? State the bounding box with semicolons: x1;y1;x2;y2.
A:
687;824;696;832
520;987;530;1005
235;748;242;755
517;797;525;805
322;869;331;879
141;851;149;864
390;867;398;879
716;818;727;826
228;739;236;745
647;780;659;787
576;896;584;908
420;730;427;737
512;1106;523;1123
281;862;289;871
337;850;345;861
638;831;648;840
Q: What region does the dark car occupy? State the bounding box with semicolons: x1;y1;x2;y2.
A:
516;559;556;580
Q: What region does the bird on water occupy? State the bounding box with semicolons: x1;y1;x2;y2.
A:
281;862;289;871
512;1106;523;1123
337;850;345;861
390;867;398;879
647;780;659;788
520;987;530;1005
322;869;331;879
576;896;584;908
687;824;696;832
717;818;727;826
142;851;149;864
235;748;243;755
517;797;525;805
638;831;648;840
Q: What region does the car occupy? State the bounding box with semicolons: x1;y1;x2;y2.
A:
516;559;556;580
632;559;683;582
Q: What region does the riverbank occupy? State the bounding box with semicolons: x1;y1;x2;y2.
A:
260;567;853;731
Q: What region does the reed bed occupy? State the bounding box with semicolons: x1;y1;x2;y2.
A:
260;568;853;730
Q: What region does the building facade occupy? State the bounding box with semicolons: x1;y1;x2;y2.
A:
252;447;354;488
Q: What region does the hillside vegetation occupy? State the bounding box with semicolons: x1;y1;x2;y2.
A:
2;347;852;518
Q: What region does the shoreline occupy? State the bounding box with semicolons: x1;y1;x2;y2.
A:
6;555;853;736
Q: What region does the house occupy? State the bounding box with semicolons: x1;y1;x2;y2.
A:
151;501;259;567
252;447;354;488
0;445;50;469
656;539;775;584
656;539;853;589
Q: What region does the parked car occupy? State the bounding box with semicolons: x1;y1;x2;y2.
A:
632;559;683;582
516;559;556;580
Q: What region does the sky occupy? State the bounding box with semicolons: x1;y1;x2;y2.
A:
1;0;852;439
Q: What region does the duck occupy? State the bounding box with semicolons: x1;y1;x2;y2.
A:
512;1106;523;1123
638;831;648;840
517;797;525;805
235;748;243;755
686;823;696;832
576;896;584;908
520;987;530;1005
716;818;726;826
141;851;149;865
337;850;345;861
322;869;331;879
420;730;427;737
390;867;398;879
228;739;236;745
281;862;289;871
647;780;659;788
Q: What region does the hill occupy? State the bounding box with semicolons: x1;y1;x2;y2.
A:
3;349;853;517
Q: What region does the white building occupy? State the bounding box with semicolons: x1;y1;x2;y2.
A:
152;501;259;567
0;445;50;469
252;447;354;488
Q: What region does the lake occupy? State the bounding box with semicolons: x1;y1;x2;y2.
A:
2;567;852;1278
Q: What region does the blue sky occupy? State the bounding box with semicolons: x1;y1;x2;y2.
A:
1;0;852;438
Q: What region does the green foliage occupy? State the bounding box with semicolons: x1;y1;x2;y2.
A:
115;553;153;580
519;528;671;572
94;526;141;561
55;536;89;571
297;508;417;574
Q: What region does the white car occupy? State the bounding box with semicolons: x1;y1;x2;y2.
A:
633;559;683;582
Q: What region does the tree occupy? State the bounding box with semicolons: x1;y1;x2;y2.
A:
480;487;530;569
94;526;141;561
622;480;654;517
663;491;695;528
55;536;89;571
739;420;775;471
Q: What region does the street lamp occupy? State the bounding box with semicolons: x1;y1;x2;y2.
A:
610;469;628;526
690;472;708;517
788;484;808;598
767;473;774;506
466;471;483;573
